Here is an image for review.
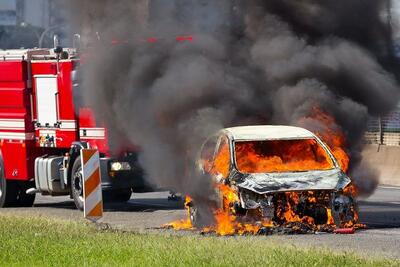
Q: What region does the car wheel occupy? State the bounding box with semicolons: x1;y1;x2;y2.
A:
71;156;84;211
189;203;214;229
189;205;201;228
331;194;358;228
304;204;328;225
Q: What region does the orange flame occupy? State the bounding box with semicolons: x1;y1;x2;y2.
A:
235;139;334;174
299;107;350;173
201;184;274;235
165;196;193;230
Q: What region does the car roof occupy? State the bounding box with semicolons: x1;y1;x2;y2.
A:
222;125;316;141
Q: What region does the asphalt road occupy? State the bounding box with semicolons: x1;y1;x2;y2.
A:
1;186;399;259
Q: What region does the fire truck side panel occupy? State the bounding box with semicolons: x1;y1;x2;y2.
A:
31;61;78;148
0;60;36;181
0;141;36;181
0;60;27;82
78;107;109;153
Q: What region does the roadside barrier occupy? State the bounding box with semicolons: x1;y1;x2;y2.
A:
81;149;103;221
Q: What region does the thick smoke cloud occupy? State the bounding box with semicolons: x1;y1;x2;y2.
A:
67;0;399;200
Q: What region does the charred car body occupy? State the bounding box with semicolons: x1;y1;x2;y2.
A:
192;125;358;229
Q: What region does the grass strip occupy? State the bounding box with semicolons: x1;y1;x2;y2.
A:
0;214;397;267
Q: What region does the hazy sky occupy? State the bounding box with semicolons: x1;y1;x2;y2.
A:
0;0;16;11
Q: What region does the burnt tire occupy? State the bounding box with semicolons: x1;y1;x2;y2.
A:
304;204;328;225
332;195;358;228
189;206;201;228
103;189;132;203
71;156;84;211
189;203;214;229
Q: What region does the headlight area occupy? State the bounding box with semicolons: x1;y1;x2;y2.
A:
109;161;132;172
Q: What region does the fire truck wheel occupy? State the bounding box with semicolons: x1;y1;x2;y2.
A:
0;180;35;208
0;164;6;207
0;178;18;207
0;158;24;207
71;156;84;211
103;189;132;203
17;181;36;207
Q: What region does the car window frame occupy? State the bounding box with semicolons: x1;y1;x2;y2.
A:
199;134;219;173
210;134;231;179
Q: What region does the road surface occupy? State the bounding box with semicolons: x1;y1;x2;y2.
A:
0;186;399;259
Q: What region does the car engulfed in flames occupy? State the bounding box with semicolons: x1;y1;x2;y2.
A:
168;125;360;235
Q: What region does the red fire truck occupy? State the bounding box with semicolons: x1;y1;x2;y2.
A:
0;46;148;210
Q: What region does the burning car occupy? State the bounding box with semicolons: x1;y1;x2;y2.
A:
187;125;358;234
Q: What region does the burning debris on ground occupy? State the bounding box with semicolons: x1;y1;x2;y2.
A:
165;190;365;236
66;0;400;236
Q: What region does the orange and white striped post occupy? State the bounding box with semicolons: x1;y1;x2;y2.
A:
81;149;103;222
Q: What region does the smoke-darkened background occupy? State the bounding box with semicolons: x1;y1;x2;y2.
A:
63;0;400;198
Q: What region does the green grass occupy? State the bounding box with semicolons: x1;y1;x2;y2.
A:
0;214;397;267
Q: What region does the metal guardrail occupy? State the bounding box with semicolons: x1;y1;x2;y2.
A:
366;105;400;146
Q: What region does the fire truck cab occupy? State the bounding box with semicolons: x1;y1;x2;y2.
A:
0;47;147;209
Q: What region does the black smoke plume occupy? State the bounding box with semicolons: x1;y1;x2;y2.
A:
66;0;399;205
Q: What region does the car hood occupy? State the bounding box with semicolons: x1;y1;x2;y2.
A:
234;169;351;194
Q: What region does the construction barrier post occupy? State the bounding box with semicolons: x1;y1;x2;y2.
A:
81;149;103;222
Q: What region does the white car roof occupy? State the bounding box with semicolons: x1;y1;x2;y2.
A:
223;125;316;141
